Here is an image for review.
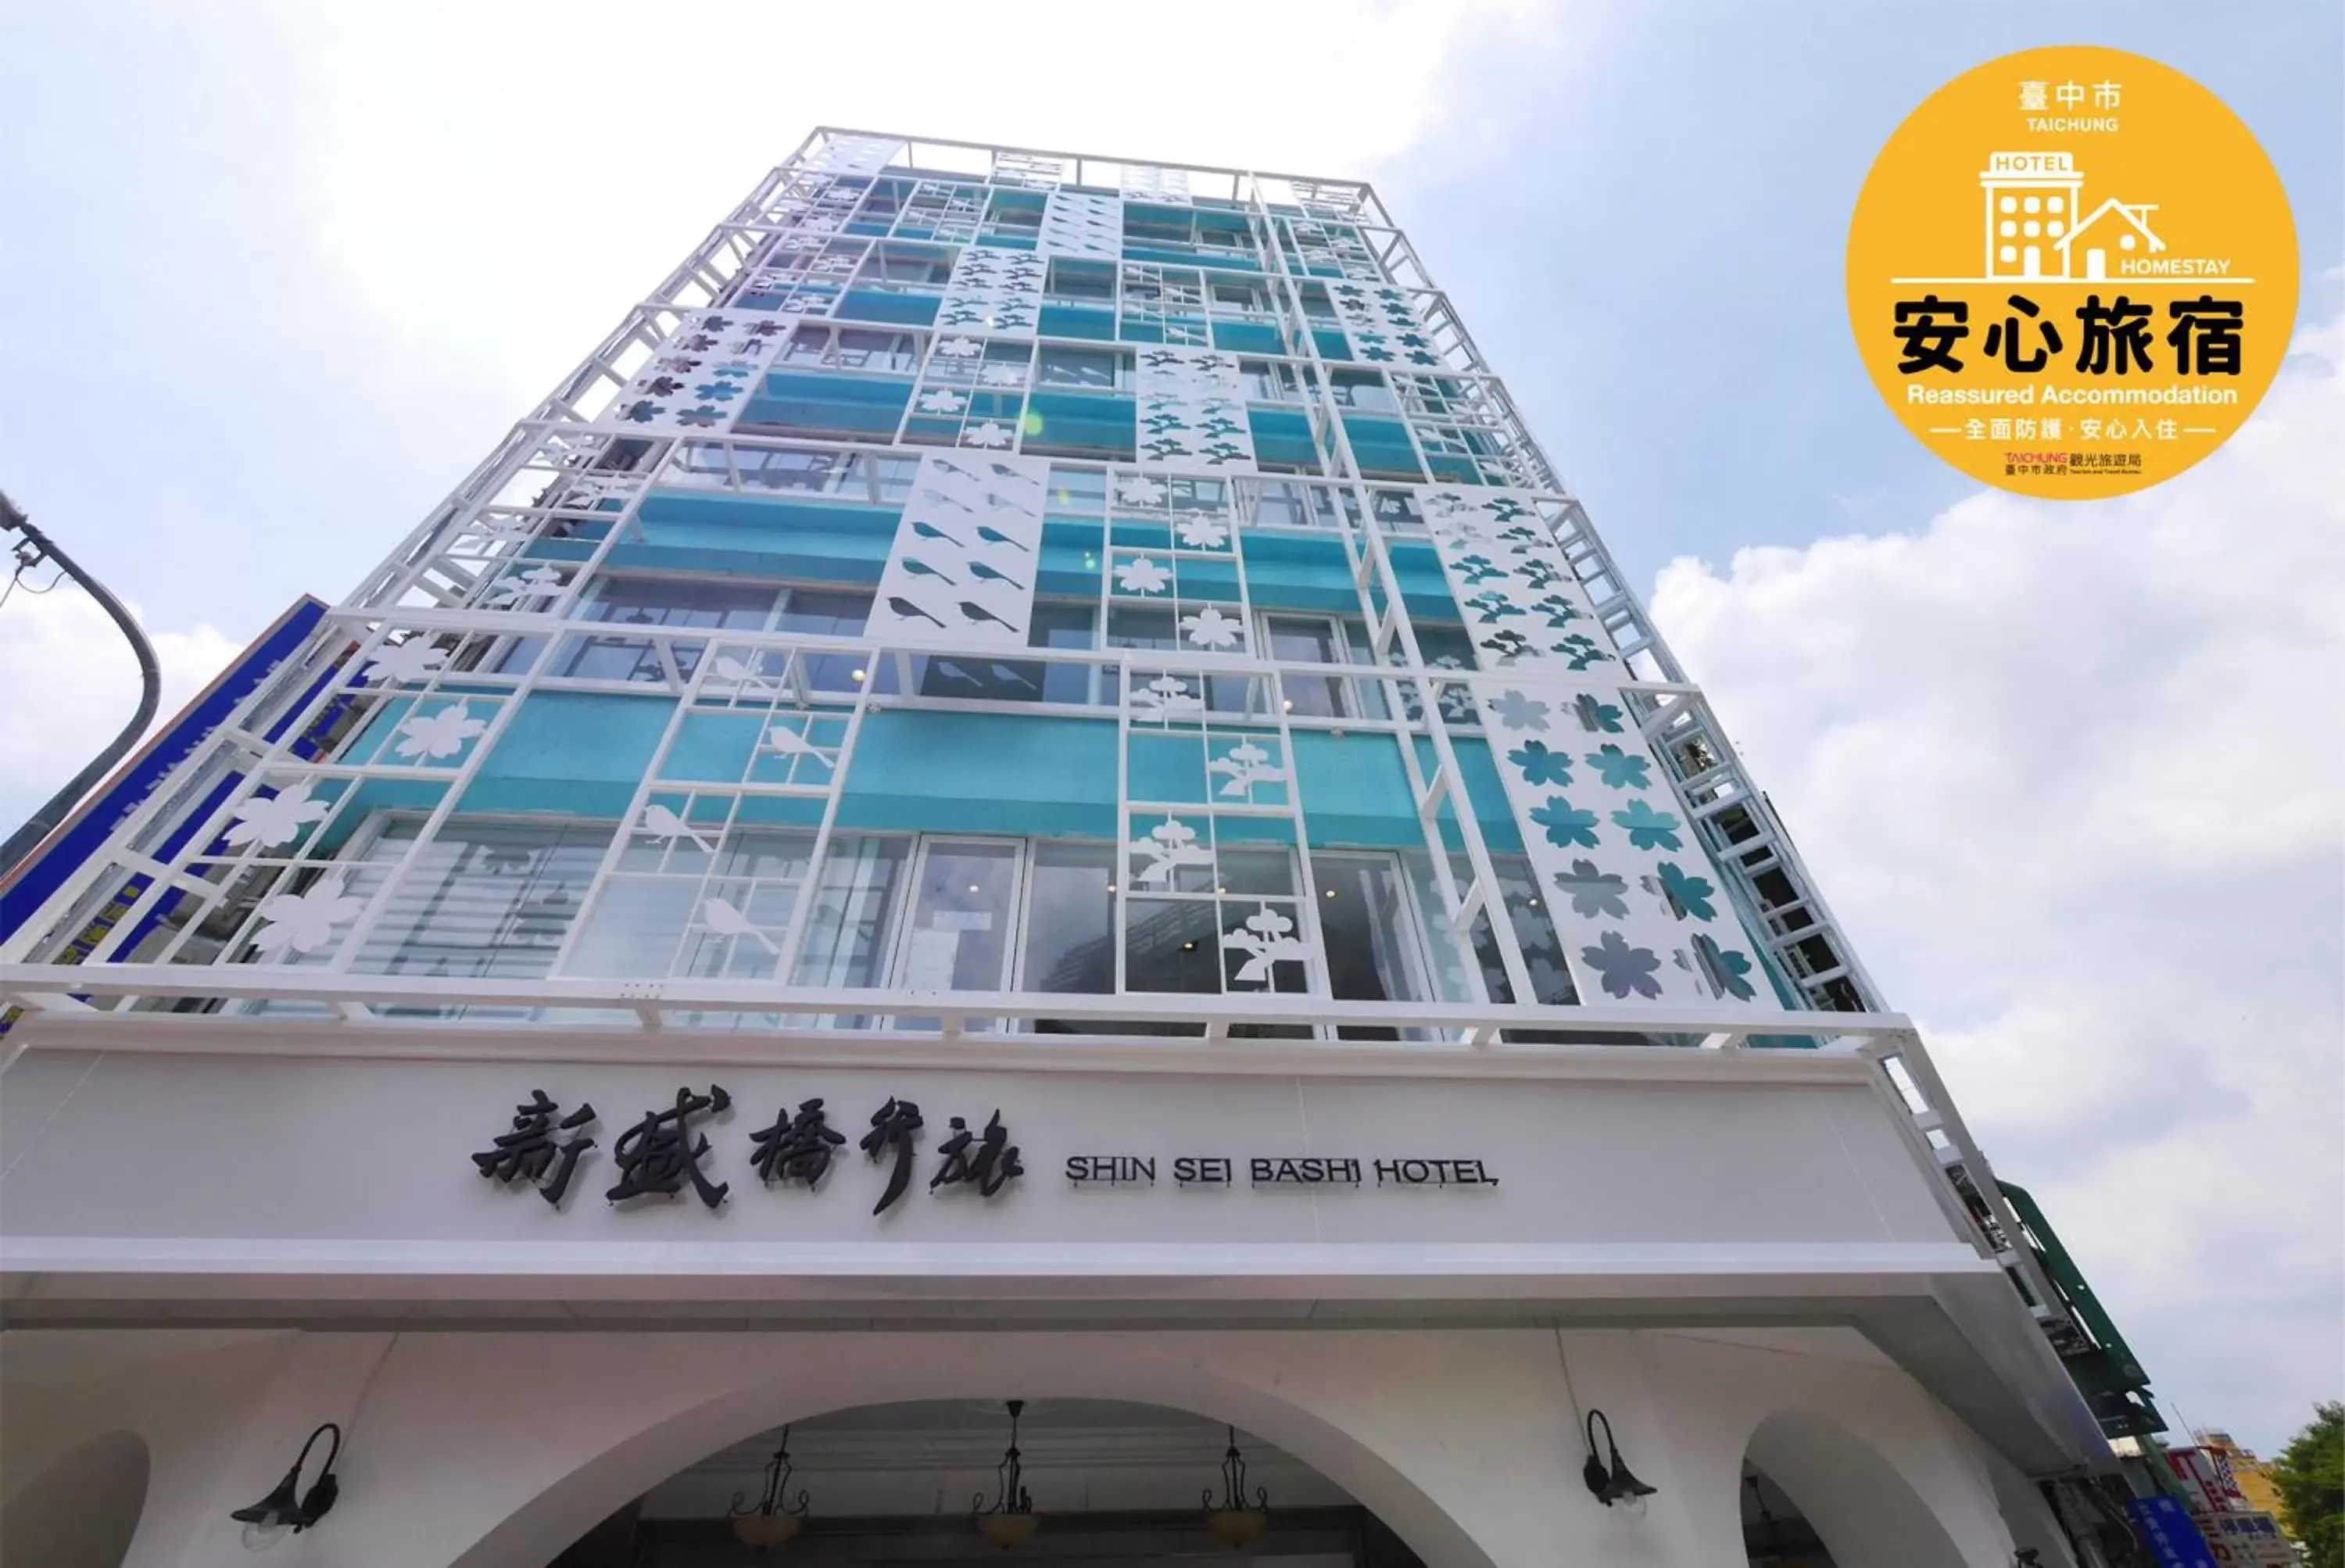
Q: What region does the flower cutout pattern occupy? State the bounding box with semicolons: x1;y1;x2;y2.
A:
1529;797;1599;849
916;388;968;414
252;879;366;957
962;421;1013;449
1115;557;1172;595
361;639;448;686
224;782;332;850
1176;518;1230;550
1581;930;1663;1000
484;564;567;607
1180;605;1243;650
392;703;489;761
1585;743;1652;791
1488;689;1551;732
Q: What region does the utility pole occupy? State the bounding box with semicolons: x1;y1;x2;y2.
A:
0;492;163;878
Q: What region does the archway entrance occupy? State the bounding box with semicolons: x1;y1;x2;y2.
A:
549;1398;1429;1566
0;1429;151;1568
1740;1411;1967;1568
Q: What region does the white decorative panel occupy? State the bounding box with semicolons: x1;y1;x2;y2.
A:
1135;347;1256;473
937;245;1046;338
866;452;1049;647
1330;280;1438;367
806;134;903;175
1119;165;1192;204
1420;487;1619;676
1040;190;1123;257
607;308;791;434
1473;676;1781;1011
992;151;1065;190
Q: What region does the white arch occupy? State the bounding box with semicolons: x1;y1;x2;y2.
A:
1745;1409;1970;1568
1;1428;152;1568
441;1336;1498;1568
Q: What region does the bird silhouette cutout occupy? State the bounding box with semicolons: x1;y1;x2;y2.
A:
700;895;779;954
968;561;1026;591
762;725;832;766
911;519;968;547
901;557;957;585
638;802;714;853
987;462;1040;488
933;458;983;484
935;660;983;686
982;490;1030;513
916;489;976;514
989;663;1038;691
958;601;1018;631
974;525;1029;553
888;596;948;628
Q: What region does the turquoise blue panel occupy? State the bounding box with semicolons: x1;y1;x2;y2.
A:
1212;321;1283;353
624;489;898;582
1128;732;1206;804
320;779;447;849
661;711;763;782
1038;520;1107;595
832;291;941;326
1293;731;1416;847
1037;305;1115;342
1386;541;1462;623
460;692;672;818
738;372;911;439
836;711;1117;837
1343;414;1427;481
1248;408;1320;474
1313;329;1355;361
1026;391;1136;461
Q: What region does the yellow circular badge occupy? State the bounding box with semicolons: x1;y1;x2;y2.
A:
1847;45;2297;499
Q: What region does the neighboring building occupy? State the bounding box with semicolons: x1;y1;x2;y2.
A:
2194;1430;2293;1526
4;131;2132;1568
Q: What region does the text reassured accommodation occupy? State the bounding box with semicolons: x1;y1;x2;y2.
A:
1905;383;2243;405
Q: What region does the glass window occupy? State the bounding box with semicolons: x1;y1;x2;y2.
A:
790;836;911;986
1264;616;1347;718
350;821;613;983
895;840;1020;995
1036;345;1127;391
778;589;874;693
552;577;779;682
1025;601;1098;704
1020;843;1115;995
1313;853;1430;1038
567;828;814;980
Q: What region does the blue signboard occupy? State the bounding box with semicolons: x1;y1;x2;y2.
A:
0;595;330;945
2128;1497;2218;1568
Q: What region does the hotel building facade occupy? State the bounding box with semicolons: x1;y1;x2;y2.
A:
2;131;2140;1568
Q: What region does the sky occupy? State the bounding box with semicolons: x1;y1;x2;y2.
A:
1;0;2339;1458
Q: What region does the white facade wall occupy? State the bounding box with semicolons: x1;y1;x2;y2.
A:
3;1324;2039;1568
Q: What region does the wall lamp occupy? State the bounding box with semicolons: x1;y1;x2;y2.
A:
729;1427;811;1548
1202;1424;1271;1548
1581;1409;1657;1513
973;1399;1040;1549
231;1423;342;1551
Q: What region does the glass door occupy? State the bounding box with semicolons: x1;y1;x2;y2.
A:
888;839;1024;1015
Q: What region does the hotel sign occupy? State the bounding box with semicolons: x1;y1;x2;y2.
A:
472;1085;1498;1219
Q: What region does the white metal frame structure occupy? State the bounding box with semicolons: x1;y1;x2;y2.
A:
0;129;2080;1386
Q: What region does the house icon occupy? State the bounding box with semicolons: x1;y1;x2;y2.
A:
2057;199;2166;279
1978;150;2166;281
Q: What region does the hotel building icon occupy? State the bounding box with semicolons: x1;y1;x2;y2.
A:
1982;150;2166;281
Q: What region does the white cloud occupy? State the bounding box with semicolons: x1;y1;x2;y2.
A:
280;0;1558;415
0;585;245;836
1649;320;2345;1450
